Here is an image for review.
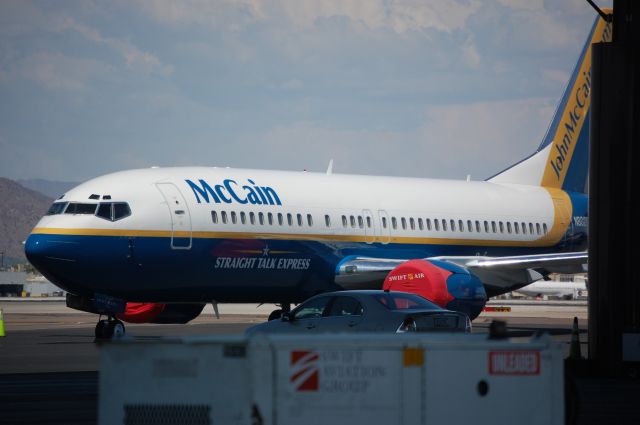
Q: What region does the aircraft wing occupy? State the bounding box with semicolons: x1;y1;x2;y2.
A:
335;251;588;297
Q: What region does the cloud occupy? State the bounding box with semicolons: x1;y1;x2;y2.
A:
54;17;173;76
134;0;481;33
497;0;544;11
209;97;557;181
462;36;481;68
0;1;604;183
415;98;557;179
18;52;105;91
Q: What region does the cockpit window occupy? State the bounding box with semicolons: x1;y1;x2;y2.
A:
113;203;131;220
96;203;112;220
96;202;131;221
46;202;68;215
65;203;97;215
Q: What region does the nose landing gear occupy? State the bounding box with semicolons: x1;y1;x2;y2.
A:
95;316;126;340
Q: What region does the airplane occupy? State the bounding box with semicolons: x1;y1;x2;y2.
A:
25;12;611;339
514;277;587;300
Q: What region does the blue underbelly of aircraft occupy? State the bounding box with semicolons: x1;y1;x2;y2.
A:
25;233;584;303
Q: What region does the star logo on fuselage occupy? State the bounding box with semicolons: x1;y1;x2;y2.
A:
262;245;270;256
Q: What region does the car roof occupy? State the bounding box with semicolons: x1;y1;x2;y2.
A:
314;290;412;296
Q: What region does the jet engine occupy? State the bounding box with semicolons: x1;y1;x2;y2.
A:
117;303;206;324
383;259;487;320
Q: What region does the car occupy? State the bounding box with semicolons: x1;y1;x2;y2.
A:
245;290;471;335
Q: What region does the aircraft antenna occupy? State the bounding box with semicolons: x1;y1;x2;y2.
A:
326;159;334;175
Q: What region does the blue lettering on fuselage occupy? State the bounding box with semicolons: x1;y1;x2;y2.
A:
185;179;282;206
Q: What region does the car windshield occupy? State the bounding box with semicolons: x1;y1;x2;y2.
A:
293;296;331;320
374;292;440;310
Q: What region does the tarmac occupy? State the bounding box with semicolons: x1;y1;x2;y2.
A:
0;298;624;425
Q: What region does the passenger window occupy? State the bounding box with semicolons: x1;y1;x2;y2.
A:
484;221;489;233
391;217;397;230
293;296;330;320
442;219;447;231
358;216;364;229
514;222;519;234
250;212;256;225
259;212;264;225
231;211;237;224
409;218;415;230
536;223;541;234
543;223;548;234
65;203;97;215
491;221;497;233
382;217;387;228
521;222;526;234
112;203;131;221
459;220;464;232
268;212;273;225
350;215;356;228
426;219;432;231
476;221;481;233
240;212;247;224
507;222;512;234
307;214;313;226
366;216;372;228
434;219;440;231
450;220;455;232
529;223;534;234
97;203;112;221
325;215;331;227
221;211;228;224
297;213;303;226
499;222;504;233
401;217;407;230
342;215;348;227
327;296;364;317
287;213;293;226
467;220;473;232
278;213;284;226
418;218;424;230
46;202;68;215
211;211;218;224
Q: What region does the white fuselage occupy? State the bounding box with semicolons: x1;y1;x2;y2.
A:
25;167;586;304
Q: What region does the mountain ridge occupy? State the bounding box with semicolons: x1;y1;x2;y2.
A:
0;178;52;263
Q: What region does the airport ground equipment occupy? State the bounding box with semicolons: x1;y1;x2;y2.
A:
99;333;564;425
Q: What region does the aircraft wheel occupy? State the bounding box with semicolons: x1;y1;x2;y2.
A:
95;319;110;339
268;309;282;321
109;320;126;339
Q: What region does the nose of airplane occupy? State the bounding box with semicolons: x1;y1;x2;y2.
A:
24;233;47;265
24;232;80;293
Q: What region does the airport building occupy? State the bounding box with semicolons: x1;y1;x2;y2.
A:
0;271;64;297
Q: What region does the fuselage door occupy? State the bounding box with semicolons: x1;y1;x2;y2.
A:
378;210;390;244
156;182;193;250
363;209;375;244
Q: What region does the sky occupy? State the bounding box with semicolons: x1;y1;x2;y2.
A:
0;0;610;183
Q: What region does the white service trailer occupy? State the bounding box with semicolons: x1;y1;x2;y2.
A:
99;333;564;425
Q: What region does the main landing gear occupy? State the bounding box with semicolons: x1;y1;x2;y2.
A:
95;316;126;340
268;303;291;321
